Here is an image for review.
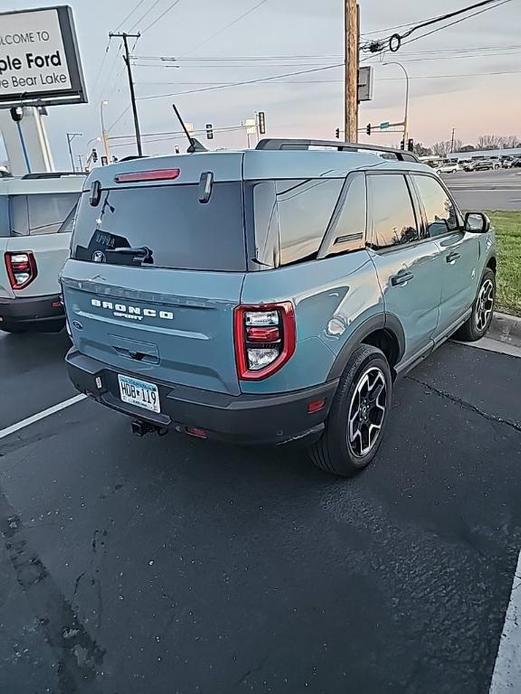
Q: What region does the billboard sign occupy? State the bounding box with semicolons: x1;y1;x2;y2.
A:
0;6;86;108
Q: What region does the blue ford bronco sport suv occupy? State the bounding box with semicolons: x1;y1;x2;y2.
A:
62;139;496;477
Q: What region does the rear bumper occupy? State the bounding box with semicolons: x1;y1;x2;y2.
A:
66;349;338;446
0;293;64;328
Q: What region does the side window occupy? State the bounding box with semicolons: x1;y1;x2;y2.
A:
277;178;343;265
413;175;459;237
27;193;79;235
10;195;30;236
324;173;366;257
368;174;419;250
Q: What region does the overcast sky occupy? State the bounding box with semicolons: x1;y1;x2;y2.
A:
1;0;520;165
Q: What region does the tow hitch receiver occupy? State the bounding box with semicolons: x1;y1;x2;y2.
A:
131;419;168;437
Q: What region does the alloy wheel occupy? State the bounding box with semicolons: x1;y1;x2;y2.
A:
347;367;387;458
476;278;494;332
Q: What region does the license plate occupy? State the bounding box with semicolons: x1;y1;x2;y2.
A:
118;374;160;413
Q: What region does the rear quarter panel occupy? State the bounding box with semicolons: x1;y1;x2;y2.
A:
0;238;15;299
6;232;71;298
240;250;383;394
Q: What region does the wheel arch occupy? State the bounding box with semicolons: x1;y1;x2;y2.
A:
328;314;405;381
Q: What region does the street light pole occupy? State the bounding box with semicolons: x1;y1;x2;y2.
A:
384;62;409;145
100;100;110;160
66;132;82;172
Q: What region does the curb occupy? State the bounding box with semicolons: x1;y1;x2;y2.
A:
489;312;521;349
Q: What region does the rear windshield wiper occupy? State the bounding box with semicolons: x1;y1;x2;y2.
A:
111;246;154;264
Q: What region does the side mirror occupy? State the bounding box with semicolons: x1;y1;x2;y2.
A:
464;212;490;233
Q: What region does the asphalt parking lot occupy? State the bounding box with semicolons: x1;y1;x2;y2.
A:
444;169;521;210
1;329;521;694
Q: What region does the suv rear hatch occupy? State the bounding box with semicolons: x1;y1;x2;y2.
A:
62;153;246;396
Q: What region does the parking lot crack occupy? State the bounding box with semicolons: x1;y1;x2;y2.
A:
0;489;105;693
407;376;521;435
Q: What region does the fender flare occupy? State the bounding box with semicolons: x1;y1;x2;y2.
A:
327;313;406;381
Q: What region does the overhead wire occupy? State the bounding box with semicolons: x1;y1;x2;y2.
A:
128;0;164;32
113;0;148;32
141;0;183;34
182;0;270;56
136;63;344;100
361;0;513;53
401;0;513;47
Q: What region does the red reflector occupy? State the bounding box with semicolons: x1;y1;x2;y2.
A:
51;300;62;309
307;399;326;414
186;426;208;439
246;326;280;342
114;168;180;183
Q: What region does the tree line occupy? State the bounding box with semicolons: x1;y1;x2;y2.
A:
413;135;521;158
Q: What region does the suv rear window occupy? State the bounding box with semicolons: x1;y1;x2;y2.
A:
72;183;246;271
10;193;78;236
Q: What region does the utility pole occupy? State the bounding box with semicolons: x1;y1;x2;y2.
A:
450;127;455;153
344;0;359;142
66;132;82;172
109;32;143;157
77;154;84;171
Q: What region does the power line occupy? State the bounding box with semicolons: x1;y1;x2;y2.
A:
89;38;113;100
113;0;148;32
141;0;183;34
128;0;163;32
361;13;447;37
183;0;270;56
362;0;512;53
402;0;513;47
136;63;343;100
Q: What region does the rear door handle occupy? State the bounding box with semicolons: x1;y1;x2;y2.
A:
446;251;461;264
391;271;414;287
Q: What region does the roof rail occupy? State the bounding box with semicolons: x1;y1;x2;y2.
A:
256;138;419;163
21;171;86;180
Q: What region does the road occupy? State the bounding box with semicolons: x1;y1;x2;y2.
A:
1;329;521;693
443;168;521;211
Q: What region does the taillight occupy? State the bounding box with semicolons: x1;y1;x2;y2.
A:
4;252;37;290
234;302;296;380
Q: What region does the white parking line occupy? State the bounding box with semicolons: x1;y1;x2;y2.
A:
489;550;521;693
0;394;87;441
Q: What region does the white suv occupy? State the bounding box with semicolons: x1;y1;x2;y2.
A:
0;172;84;333
435;161;461;174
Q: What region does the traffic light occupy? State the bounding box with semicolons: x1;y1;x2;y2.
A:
205;123;214;140
400;140;405;150
407;138;414;152
257;111;266;135
91;148;98;163
366;123;371;136
335;128;340;139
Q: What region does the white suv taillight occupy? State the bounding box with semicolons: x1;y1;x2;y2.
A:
4;252;38;290
234;303;296;380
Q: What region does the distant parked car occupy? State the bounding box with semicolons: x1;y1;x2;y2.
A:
0;172;85;333
501;158;514;169
473;159;500;171
461;160;475;172
435;161;461;174
512;158;521;168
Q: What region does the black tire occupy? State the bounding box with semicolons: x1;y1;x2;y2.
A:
309;345;392;477
455;268;496;342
